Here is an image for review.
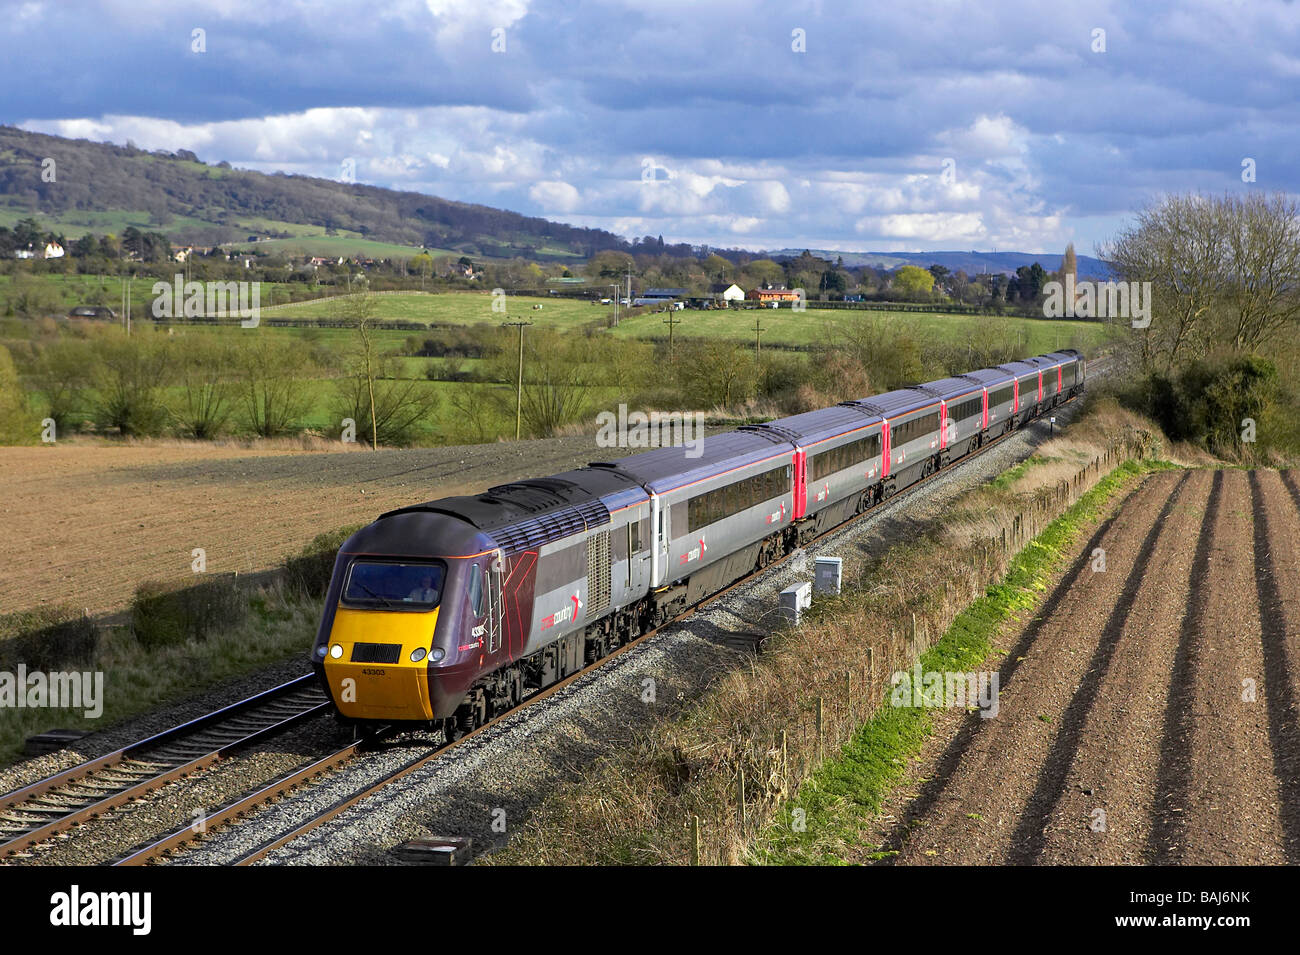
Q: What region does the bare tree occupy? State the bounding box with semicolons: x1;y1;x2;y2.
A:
1101;194;1228;373
234;336;313;437
1102;191;1300;373
174;333;236;438
1221;192;1300;350
517;329;598;436
336;289;381;449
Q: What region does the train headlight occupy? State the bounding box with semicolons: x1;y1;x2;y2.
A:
429;648;445;663
410;648;427;663
330;644;343;659
316;646;327;658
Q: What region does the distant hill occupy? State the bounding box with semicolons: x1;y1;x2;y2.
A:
0;126;628;260
765;248;1113;279
1;127;1113;273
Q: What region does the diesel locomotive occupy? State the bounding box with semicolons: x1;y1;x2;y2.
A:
311;349;1086;736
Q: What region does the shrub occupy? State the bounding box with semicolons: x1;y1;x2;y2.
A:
1119;353;1279;459
91;333;173;436
132;574;247;650
0;606;99;671
282;526;362;598
0;344;37;444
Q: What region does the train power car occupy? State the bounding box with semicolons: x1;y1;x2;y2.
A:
311;350;1087;736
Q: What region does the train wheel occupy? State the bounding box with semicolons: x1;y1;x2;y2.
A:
442;717;463;743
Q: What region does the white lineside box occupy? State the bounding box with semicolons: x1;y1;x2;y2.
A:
814;556;842;595
779;581;812;625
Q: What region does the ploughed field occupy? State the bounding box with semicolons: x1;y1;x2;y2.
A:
877;468;1300;864
0;436;615;618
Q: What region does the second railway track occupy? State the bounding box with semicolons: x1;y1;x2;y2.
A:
0;675;329;858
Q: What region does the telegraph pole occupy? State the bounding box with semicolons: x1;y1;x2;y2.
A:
753;314;765;359
663;311;681;362
503;319;532;440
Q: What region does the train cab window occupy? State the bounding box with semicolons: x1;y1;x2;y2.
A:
343;561;445;609
468;563;485;617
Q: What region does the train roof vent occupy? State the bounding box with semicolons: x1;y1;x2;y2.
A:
737;423;802;444
842;399;888;415
491;499;611;553
908;384;945;398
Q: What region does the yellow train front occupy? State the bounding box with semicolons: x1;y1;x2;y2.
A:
310;505;514;732
309;474;627;736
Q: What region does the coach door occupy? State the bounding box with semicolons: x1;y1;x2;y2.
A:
881;420;892;477
650;494;666;587
627;514;650;594
792;449;807;519
487;552;504;655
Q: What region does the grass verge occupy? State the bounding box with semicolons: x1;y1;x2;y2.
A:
754;457;1180;864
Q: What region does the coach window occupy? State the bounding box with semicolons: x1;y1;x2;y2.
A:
468;563;485;617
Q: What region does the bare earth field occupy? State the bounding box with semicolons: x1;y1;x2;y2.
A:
869;467;1300;865
0;436;618;617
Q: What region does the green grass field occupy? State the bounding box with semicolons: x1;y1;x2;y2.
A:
222;235;457;260
0;205;468;259
264;291;1115;353
266;291;617;328
0;274;334;312
610;305;1115;353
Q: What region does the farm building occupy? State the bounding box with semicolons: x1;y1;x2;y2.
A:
709;283;745;303
747;286;800;304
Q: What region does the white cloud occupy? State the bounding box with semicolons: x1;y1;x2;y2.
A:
529;179;581;212
859;213;987;242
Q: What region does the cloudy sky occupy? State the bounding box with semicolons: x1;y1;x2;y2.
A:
4;0;1298;255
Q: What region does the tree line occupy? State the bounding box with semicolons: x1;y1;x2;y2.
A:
1102;191;1300;460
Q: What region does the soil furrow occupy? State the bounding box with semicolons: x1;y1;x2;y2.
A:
1246;470;1300;861
1157;470;1282;863
1033;468;1214;863
887;470;1186;864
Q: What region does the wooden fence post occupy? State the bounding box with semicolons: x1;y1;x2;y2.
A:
738;768;747;833
816;697;825;759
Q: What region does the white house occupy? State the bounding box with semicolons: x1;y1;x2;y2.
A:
710;282;745;303
43;242;65;259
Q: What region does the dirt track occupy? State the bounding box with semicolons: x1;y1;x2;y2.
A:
871;468;1300;865
0;436;616;617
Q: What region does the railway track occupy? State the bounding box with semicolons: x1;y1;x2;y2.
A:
115;384;1098;866
0;675;329;858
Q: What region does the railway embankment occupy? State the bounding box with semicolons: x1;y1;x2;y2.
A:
484;399;1173;865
